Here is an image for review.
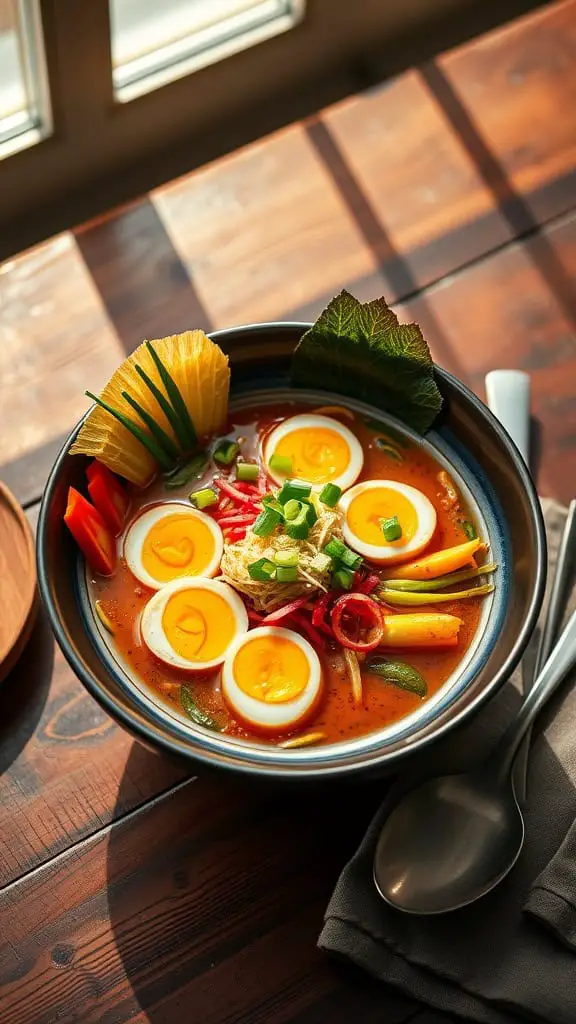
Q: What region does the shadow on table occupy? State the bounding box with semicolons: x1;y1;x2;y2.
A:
105;742;413;1024
0;605;54;776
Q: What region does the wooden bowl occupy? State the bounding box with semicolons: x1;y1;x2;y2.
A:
0;481;38;683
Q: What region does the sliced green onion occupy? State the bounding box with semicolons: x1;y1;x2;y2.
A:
339;547;363;571
378;582;494;606
213;439;240;466
269;453;292;476
302;499;318;527
85;392;173;470
274;548;299;568
276;565;299;582
285;506;310;540
120;391;180;460
461;519;478;541
382;562;497;592
145;341;197;449
277;479;312;504
365;659;427;697
164;451;208;488
283;498;302;521
323;537;347;561
248;557;277;582
332;566;354;590
262;495;284;516
310;552;333;574
252;506;282;537
236;462;259;482
381;515;402;542
319;483;342;507
134;364;191;451
181;685;221;730
189;487;218;509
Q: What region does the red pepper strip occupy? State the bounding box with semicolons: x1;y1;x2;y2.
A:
234;481;260;495
216;513;257;526
247;608;264;625
312;591;337;639
356;572;380;595
227;528;247;542
214;477;261;509
261;595;310;624
86;460;129;536
64;487;116;576
331;593;384;652
288;611;326;650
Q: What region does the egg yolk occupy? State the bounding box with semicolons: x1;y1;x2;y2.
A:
347;487;419;546
233;635;310;703
161;588;237;662
273;427;350;484
141;513;216;584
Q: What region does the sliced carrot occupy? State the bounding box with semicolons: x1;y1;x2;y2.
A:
383;538;484;581
379;612;462;648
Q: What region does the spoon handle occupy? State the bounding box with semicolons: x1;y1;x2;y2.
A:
485;370;530;464
534;500;576;675
496;605;576;782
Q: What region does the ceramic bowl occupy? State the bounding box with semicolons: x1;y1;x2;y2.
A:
37;323;546;778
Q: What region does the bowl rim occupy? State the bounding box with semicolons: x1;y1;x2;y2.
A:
37;321;547;777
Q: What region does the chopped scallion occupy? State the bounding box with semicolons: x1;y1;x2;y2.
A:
274;548;299;568
381;515;402;542
302;499;318;527
248;558;277;582
323;537;347;561
269;453;292;476
310;552;333;574
283;498;302;521
319;483;342;507
332;566;354;590
252;506;282;537
236;462;259;482
189;487;218;509
213;439;240;466
278;479;312;504
285;506;310;540
276;565;299;582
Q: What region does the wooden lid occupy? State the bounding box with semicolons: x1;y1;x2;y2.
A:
0;481;38;683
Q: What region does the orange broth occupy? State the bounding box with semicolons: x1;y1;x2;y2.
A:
90;401;483;746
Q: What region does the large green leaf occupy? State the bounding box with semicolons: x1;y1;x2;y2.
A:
290;290;442;434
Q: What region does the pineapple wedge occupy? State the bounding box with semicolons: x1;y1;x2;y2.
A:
71;330;230;486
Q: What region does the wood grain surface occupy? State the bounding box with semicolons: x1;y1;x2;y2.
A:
0;2;575;1022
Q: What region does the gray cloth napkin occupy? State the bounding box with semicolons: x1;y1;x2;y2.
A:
320;499;576;1024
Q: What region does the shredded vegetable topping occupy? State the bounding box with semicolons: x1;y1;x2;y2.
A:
220;500;342;611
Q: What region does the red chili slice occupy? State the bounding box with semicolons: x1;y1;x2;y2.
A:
356;572;380;595
331;593;384;652
288;611;326;650
261;596;310;624
312;590;338;639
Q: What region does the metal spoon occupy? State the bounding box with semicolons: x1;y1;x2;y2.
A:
373;604;576;915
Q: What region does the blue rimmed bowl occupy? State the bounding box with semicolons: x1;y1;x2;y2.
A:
37;323;546;779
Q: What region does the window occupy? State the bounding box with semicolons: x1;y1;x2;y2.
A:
0;0;50;155
110;0;305;102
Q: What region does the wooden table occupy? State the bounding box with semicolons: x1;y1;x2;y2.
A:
1;2;575;1020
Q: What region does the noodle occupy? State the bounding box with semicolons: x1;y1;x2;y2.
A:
220;503;342;612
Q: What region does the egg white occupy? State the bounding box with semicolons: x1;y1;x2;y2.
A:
221;626;322;732
140;577;248;670
264;414;363;489
340;479;437;564
124;502;223;589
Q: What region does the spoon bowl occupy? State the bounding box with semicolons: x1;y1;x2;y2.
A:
374;770;525;915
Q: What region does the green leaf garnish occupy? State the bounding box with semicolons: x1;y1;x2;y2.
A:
85;391;173;470
180;686;221;731
163;451;209;488
291;290;442;435
146;341;197;449
134;363;192;451
366;659;427;697
121;390;180;461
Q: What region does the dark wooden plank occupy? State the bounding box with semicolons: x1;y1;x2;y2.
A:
0;765;420;1024
0;505;186;887
440;0;576;227
75;198;213;354
399;208;576;504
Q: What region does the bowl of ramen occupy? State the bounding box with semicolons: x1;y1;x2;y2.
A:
37;291;545;778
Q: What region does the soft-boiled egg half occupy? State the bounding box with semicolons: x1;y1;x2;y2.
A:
264;414;363;489
124;502;223;589
340;480;437;564
222;626;322;733
141;577;248;670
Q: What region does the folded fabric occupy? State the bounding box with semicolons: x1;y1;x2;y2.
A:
320;499;576;1024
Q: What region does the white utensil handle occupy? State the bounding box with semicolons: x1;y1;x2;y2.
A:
485;370;530;464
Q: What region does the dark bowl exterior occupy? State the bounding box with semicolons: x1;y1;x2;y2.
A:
37;323;546;778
